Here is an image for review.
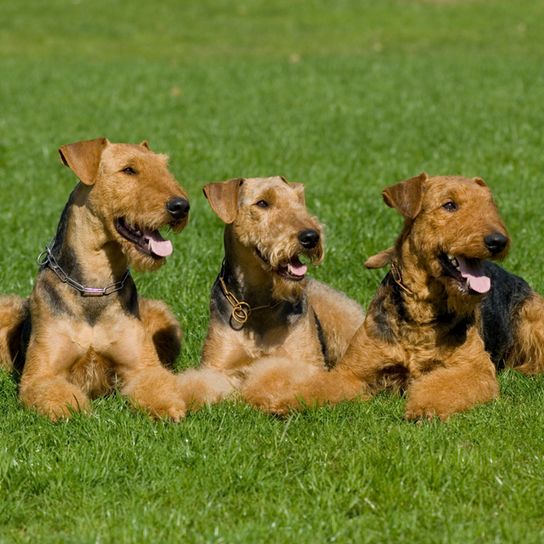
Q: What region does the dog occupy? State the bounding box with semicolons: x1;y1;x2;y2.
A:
243;173;544;419
0;137;192;421
178;176;364;408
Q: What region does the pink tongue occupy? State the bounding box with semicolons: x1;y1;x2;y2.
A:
144;229;173;258
457;256;490;293
287;258;307;277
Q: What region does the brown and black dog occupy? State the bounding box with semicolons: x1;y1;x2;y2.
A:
175;176;364;409
0;138;192;420
243;173;544;419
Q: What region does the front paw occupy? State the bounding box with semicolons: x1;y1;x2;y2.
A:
404;398;453;421
241;376;301;415
41;398;88;421
20;381;90;421
242;390;292;415
145;398;187;422
177;368;235;409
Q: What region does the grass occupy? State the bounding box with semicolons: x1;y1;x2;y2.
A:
1;0;544;542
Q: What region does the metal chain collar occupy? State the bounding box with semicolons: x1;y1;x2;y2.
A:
37;244;130;297
218;274;282;329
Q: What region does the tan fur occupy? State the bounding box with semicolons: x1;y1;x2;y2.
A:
364;248;394;270
506;295;544;374
139;299;182;368
245;174;514;419
0;295;28;372
176;176;364;409
0;138;191;421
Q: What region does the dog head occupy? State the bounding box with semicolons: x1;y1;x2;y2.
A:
203;176;324;301
381;172;509;301
59;138;189;272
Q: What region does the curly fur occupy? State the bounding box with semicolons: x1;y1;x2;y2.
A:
174;176;364;410
244;173;525;420
0;138;190;421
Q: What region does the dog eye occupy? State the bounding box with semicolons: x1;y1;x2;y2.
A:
255;200;269;208
122;167;137;175
442;201;458;212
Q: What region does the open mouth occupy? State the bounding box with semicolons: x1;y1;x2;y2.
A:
255;249;309;282
439;253;491;294
115;218;173;259
277;255;308;281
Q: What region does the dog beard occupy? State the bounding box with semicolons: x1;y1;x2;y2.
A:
272;274;307;303
444;281;482;317
124;244;166;272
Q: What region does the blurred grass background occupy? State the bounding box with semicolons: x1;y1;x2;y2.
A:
1;1;544;542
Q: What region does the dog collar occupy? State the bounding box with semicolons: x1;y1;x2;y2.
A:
218;262;282;329
37;244;130;297
390;260;414;297
218;275;283;329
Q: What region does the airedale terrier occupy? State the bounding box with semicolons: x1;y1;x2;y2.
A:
0;137;192;420
177;176;364;408
244;173;544;419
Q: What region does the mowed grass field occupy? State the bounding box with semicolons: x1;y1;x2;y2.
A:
1;0;544;542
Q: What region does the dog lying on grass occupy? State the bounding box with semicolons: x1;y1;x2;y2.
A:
0;138;192;421
176;176;364;409
244;173;544;419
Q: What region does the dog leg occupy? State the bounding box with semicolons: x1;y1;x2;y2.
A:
0;295;28;372
20;375;90;420
241;357;365;415
118;337;188;421
121;366;187;421
405;347;499;421
176;367;235;410
405;362;499;420
20;339;90;420
508;294;544;374
306;280;365;365
139;298;182;368
241;322;397;414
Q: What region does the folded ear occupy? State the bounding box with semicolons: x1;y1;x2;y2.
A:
382;172;428;219
202;178;244;224
58;137;109;186
364;247;395;269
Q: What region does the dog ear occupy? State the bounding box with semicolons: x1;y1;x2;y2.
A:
140;140;150;150
473;177;487;187
58;137;109;186
203;178;244;224
364;247;394;269
382;172;428;219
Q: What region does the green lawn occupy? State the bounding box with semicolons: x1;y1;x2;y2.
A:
1;1;544;542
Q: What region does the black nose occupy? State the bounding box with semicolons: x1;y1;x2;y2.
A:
298;229;320;249
166;197;190;220
484;232;508;255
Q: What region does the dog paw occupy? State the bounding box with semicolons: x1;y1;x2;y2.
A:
240;357;314;413
404;402;450;421
149;399;187;422
165;402;187;422
177;368;235;409
21;384;90;421
42;402;82;421
241;382;298;415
